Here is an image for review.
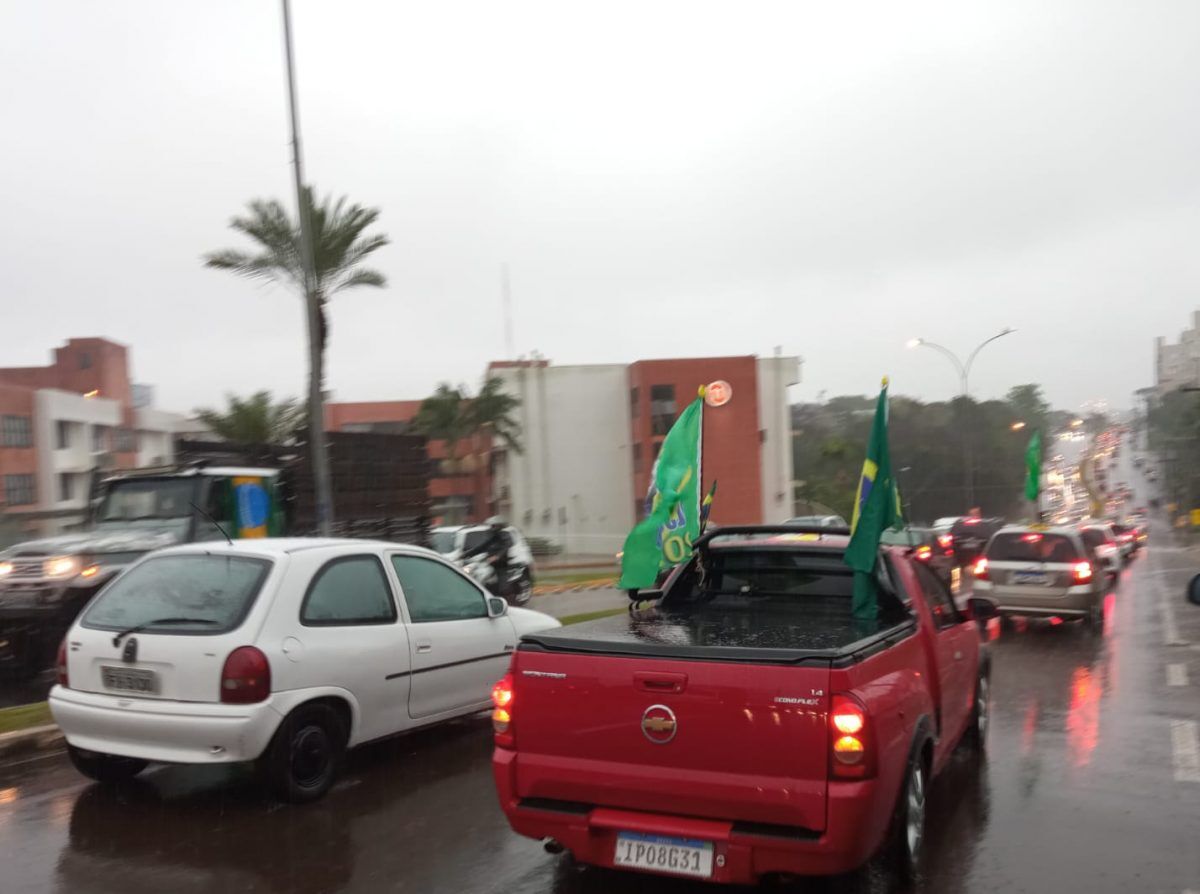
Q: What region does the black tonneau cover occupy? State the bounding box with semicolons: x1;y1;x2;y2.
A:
520;609;916;666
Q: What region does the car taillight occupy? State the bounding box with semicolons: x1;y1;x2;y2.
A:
830;694;874;779
1073;561;1093;583
916;545;932;561
1119;533;1133;543
492;673;515;748
56;638;69;688
937;534;953;549
973;557;989;581
220;646;271;704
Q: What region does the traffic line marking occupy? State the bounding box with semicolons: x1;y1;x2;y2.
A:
1170;719;1200;783
1167;664;1188;687
1151;554;1188;646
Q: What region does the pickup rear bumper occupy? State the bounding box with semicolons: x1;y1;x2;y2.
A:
493;749;889;884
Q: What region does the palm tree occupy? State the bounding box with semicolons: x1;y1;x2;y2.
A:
204;187;388;532
413;377;522;473
194;392;306;445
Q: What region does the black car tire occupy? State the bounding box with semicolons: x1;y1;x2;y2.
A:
508;570;533;606
874;752;928;884
963;670;989;753
260;703;347;804
67;744;147;784
1085;600;1104;632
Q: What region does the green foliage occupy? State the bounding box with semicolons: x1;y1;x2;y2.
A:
195;391;306;445
412;377;523;469
1148;389;1200;507
1006;384;1050;435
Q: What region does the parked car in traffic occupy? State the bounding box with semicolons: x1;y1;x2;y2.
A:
493;525;992;885
950;516;1005;569
431;522;536;604
50;538;559;802
880;526;954;586
1079;523;1124;578
971;525;1106;628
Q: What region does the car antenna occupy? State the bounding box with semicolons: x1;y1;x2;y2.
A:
190;502;233;546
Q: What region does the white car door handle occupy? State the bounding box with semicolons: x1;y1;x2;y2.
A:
416;642;432;654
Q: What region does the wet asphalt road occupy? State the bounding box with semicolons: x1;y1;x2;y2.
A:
2;457;1198;892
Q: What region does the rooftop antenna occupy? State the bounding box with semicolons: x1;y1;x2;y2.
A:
502;263;515;359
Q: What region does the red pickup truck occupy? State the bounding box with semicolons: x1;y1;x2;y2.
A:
491;526;993;885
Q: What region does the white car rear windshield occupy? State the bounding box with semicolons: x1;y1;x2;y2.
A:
81;554;271;635
988;533;1080;563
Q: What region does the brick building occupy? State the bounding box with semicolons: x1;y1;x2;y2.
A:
0;339;184;541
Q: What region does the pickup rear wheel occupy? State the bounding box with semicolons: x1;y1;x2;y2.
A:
897;757;927;881
964;672;989;752
260;703;347;804
67;744;147;784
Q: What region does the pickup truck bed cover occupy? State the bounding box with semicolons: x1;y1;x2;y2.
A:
519;608;916;665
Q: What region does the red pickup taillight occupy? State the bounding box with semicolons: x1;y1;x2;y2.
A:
973;557;989;581
56;637;69;688
1073;561;1093;584
220;646;271;704
492;673;515;748
830;693;875;779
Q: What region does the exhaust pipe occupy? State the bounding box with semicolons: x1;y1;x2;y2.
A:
543;838;564;855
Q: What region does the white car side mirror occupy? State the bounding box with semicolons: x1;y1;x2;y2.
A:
487;596;508;618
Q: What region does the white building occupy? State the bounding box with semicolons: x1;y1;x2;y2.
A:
1155;309;1200;394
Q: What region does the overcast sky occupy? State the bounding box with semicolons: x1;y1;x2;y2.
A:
2;1;1198;414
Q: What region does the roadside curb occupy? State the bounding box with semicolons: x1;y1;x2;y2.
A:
0;723;62;763
533;578;617;596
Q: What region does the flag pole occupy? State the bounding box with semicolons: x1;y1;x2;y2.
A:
697;384;707;531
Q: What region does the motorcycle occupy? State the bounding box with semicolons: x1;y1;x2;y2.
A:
461;554;533;606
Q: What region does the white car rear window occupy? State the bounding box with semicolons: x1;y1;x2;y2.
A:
988;533;1080;563
81;555;271;635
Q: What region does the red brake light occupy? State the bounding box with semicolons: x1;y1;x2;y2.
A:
965;517;981;525
916;545;932;561
1021;533;1043;543
1073;561;1093;583
492;673;515;747
56;638;69;688
937;534;953;549
220;646;271;704
830;694;873;779
973;557;989;581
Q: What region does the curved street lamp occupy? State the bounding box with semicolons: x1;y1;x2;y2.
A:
906;328;1017;507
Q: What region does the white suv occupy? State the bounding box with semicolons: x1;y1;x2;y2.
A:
49;538;559;802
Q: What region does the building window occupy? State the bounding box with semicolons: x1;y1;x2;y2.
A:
649;385;676;436
91;425;109;453
630;387;639;419
632;442;643;475
56;420;71;449
3;474;36;506
1;416;33;448
114;428;136;452
80;352;92;370
652;440;664;460
59;473;74;502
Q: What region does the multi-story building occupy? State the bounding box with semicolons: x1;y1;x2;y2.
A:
0;338;185;540
1155;309;1200;394
489;354;802;554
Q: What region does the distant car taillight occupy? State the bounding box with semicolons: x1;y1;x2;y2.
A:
1073;561;1093;584
492;673;515;748
830;694;874;779
915;545;932;561
937;534;953;549
972;557;989;581
56;638;69;688
220;646;271;704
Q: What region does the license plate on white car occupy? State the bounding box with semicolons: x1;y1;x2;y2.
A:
1013;570;1049;586
613;832;714;878
101;666;158;694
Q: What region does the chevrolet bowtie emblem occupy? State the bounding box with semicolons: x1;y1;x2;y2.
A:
641;705;677;744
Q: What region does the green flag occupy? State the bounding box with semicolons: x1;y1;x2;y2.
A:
1024;429;1042;503
844;379;899;621
618;396;704;590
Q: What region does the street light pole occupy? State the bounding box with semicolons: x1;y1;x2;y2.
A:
907;328;1016;508
280;0;332;536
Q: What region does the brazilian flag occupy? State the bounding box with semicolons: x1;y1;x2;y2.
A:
844;379;900;620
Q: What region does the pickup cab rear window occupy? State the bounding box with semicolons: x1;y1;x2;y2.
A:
81;554;271;635
987;533;1080;563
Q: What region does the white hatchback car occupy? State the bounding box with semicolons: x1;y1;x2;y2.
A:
49;538;559;802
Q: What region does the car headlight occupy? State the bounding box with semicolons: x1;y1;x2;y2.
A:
0;561;11;577
43;556;82;579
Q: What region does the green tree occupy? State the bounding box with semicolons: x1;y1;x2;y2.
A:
1006;384;1051;434
413;377;523;472
194;392;305;444
203;187;389;532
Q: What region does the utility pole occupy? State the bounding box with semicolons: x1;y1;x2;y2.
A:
281;0;333;535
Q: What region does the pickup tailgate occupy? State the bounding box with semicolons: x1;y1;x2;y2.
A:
511;649;832;832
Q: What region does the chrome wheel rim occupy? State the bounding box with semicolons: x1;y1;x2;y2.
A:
906;764;926;860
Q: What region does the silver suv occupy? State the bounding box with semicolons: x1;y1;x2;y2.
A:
971;525;1105;629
